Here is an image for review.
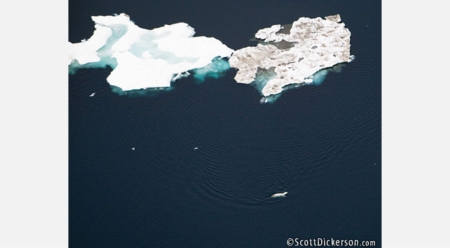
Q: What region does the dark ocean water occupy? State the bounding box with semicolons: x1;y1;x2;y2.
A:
69;0;381;247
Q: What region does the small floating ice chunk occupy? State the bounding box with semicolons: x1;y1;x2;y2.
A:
194;147;198;150
132;147;135;150
349;55;355;62
271;192;288;198
89;92;95;97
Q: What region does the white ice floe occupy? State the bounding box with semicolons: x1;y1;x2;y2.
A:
229;14;353;97
69;13;234;91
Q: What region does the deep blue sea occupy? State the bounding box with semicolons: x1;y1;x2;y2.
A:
69;0;381;247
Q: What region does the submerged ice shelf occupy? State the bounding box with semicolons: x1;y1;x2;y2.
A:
229;14;353;97
68;13;234;91
69;14;353;102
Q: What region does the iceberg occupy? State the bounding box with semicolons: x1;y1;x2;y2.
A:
68;13;234;92
229;15;353;98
